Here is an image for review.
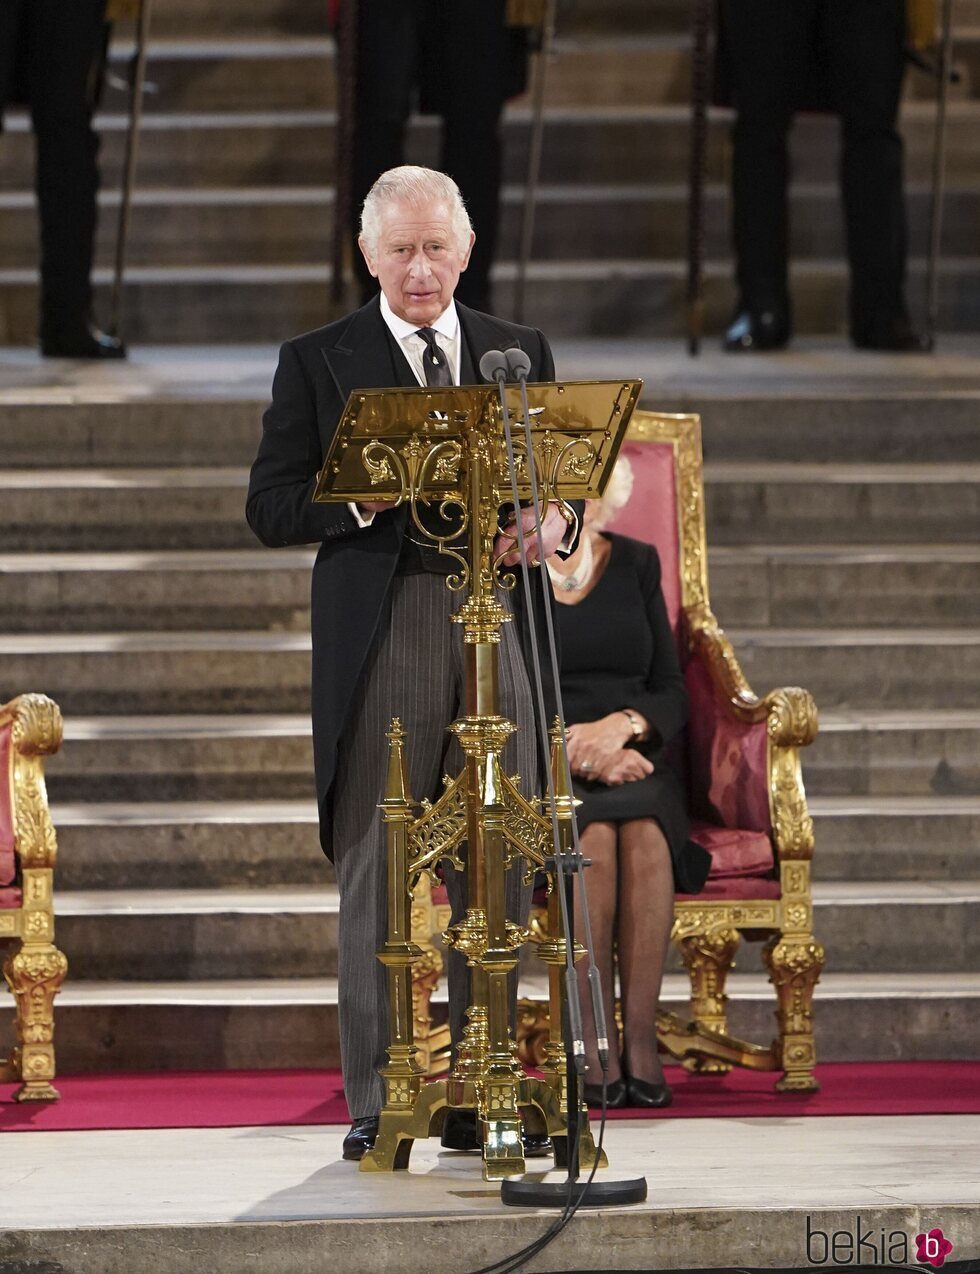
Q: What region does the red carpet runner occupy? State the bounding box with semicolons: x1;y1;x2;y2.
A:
2;1061;978;1132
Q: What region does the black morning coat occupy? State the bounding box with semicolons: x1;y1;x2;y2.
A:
246;294;576;861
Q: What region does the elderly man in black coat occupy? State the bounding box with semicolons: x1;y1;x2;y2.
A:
247;166;571;1162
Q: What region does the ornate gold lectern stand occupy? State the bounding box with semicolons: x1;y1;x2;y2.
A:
314;378;640;1181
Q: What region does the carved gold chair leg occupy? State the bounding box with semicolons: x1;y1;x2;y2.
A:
763;934;826;1092
674;925;740;1074
3;941;68;1101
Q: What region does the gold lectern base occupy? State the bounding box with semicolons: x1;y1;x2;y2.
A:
360;1076;608;1180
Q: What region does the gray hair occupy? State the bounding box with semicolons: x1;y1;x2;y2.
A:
591;455;635;530
359;166;473;257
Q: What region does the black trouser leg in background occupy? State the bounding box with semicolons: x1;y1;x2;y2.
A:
823;0;909;340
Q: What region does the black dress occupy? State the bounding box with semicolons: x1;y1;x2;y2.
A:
555;533;710;895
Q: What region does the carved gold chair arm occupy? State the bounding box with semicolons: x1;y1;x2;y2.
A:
4;695;64;759
689;619;818;746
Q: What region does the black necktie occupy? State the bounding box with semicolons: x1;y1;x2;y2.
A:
415;327;453;387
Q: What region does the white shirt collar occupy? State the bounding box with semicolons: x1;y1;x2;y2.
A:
379;293;459;344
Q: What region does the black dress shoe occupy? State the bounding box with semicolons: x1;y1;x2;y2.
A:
852;318;930;352
582;1078;628;1110
342;1116;380;1161
724;307;790;352
40;322;127;360
441;1108;552;1157
625;1075;673;1109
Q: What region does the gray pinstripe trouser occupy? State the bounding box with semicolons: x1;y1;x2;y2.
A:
332;572;539;1119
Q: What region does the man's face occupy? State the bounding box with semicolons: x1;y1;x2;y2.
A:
359;199;475;327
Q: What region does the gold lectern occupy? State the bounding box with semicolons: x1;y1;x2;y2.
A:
314;378;641;1180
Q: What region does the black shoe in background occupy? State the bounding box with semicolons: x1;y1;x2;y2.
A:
40;320;127;360
724;305;791;352
852;316;931;352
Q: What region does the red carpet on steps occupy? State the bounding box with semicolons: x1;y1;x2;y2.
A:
2;1061;979;1132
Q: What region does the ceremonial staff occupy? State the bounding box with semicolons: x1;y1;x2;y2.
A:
512;0;557;325
686;0;711;355
328;0;357;316
107;0;152;341
925;0;955;350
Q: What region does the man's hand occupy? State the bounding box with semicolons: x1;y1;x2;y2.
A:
357;500;398;514
494;505;568;567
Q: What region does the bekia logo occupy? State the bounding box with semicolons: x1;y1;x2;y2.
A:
915;1228;954;1269
806;1216;955;1269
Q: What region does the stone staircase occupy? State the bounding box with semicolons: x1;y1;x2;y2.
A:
1;346;978;1074
2;0;980;340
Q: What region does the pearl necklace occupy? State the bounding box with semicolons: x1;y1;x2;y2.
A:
547;532;594;593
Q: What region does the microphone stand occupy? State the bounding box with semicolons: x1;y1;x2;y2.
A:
480;351;647;1208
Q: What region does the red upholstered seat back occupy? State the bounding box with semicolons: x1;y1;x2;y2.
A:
0;723;16;888
605;441;683;658
604;435;776;880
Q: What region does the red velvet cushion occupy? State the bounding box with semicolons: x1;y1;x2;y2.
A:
0;725;15;888
677;875;781;902
689;819;775;879
0;887;22;909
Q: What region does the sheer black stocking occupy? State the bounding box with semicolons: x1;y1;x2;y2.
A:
617;819;674;1086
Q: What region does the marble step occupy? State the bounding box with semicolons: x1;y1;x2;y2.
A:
55;886;340;981
0;467;255;551
2;544;976;631
48;795;980;892
50;881;980;981
730;627;980;710
42;709;980;805
809;795;980;881
4;626;979;713
7;181;980;269
3;104;977;194
100;34;980;115
807;709;980;797
3;379;979;468
2;463;978;552
3;256;979;345
4;969;976;1072
703;462;980;546
0;631;314;714
48;713;316;802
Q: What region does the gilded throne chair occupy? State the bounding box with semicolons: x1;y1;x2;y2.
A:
0;694;67;1101
413;411;825;1092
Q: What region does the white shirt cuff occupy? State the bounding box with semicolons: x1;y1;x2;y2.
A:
348;501;375;528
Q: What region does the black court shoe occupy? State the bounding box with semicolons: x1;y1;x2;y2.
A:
582;1078;628;1110
342;1116;380;1161
625;1075;673;1109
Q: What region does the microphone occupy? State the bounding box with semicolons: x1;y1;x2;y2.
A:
479;349;510;384
504;348;531;382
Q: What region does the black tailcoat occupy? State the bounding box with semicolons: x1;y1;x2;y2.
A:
246;297;561;860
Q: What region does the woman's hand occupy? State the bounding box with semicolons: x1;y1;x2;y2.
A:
565;713;634;778
595;749;654;786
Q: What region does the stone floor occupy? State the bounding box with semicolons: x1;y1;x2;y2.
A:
2;334;980;403
2;1114;978;1273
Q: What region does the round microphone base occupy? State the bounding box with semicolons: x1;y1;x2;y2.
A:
500;1176;648;1208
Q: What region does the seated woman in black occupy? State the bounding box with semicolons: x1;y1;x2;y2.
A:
548;458;710;1108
